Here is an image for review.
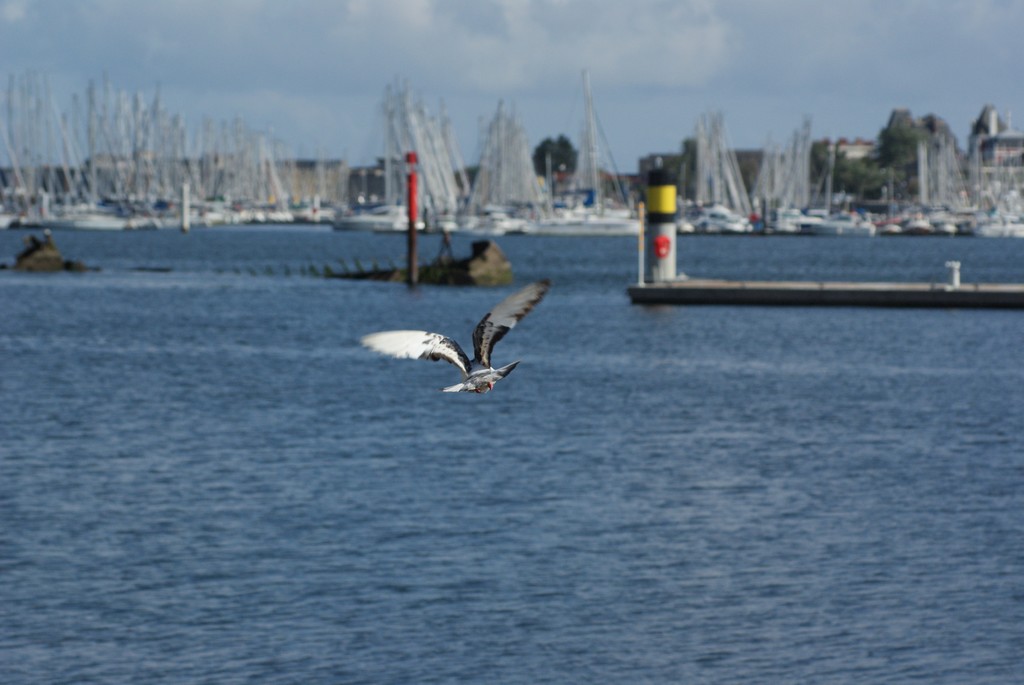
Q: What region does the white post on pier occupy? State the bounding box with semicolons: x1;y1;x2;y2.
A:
181;181;191;234
945;260;961;290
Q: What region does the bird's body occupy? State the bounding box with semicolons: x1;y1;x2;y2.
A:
441;360;520;393
361;280;550;393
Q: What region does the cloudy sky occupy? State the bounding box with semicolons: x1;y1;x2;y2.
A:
2;0;1022;169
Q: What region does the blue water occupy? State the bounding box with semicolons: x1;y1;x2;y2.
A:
2;228;1023;684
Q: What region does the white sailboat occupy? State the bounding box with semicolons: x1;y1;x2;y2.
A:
461;100;545;235
692;204;751;233
801;141;875;236
754;118;814;233
808;212;877;236
333;203;413;232
529;70;639;236
974;211;1024;237
45;203;132;230
694;110;752;224
335;81;458;233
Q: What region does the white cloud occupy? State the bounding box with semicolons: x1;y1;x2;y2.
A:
0;0;1021;162
1;0;27;22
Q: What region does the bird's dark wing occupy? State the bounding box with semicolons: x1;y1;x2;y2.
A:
361;330;471;378
472;279;550;368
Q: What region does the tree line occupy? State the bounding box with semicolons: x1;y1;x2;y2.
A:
530;126;933;205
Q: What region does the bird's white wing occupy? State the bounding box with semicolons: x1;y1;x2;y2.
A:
472;279;551;368
361;330;471;378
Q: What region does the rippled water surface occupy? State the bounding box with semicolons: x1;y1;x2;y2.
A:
2;228;1023;683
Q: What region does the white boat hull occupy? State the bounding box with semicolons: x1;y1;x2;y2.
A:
527;214;640;236
45;213;130;231
975;221;1024;238
333;205;425;232
804;214;876;237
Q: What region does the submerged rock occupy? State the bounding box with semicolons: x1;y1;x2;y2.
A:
459;240;514;286
10;231;88;272
334;239;513;286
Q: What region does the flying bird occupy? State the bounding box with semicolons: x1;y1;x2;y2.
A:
361;279;551;393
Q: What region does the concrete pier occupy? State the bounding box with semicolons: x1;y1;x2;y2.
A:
628;278;1024;309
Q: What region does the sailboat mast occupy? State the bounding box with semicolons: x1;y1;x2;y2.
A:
825;141;835;215
581;70;600;208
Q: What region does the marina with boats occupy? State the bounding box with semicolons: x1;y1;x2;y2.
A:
3;71;1024;240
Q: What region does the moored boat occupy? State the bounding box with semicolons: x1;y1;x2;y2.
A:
805;212;876;237
333;204;425;232
527;205;639;236
44;207;131;231
974;213;1024;237
693;204;751;234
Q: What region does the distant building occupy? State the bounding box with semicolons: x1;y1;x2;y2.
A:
815;137;876;161
966;104;1024;209
885;108;957;148
836;137;875;160
969;104;1024;164
287;159;350;204
344;163;390;206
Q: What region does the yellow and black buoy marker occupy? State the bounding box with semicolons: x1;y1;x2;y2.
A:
646;168;676;282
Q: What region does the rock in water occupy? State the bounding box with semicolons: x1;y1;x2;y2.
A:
463;240;513;286
12;231;87;272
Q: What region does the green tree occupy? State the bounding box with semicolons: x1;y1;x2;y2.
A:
532;135;577;177
809;141;887;203
835;156;886;200
876;125;927;173
873;126;930;201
